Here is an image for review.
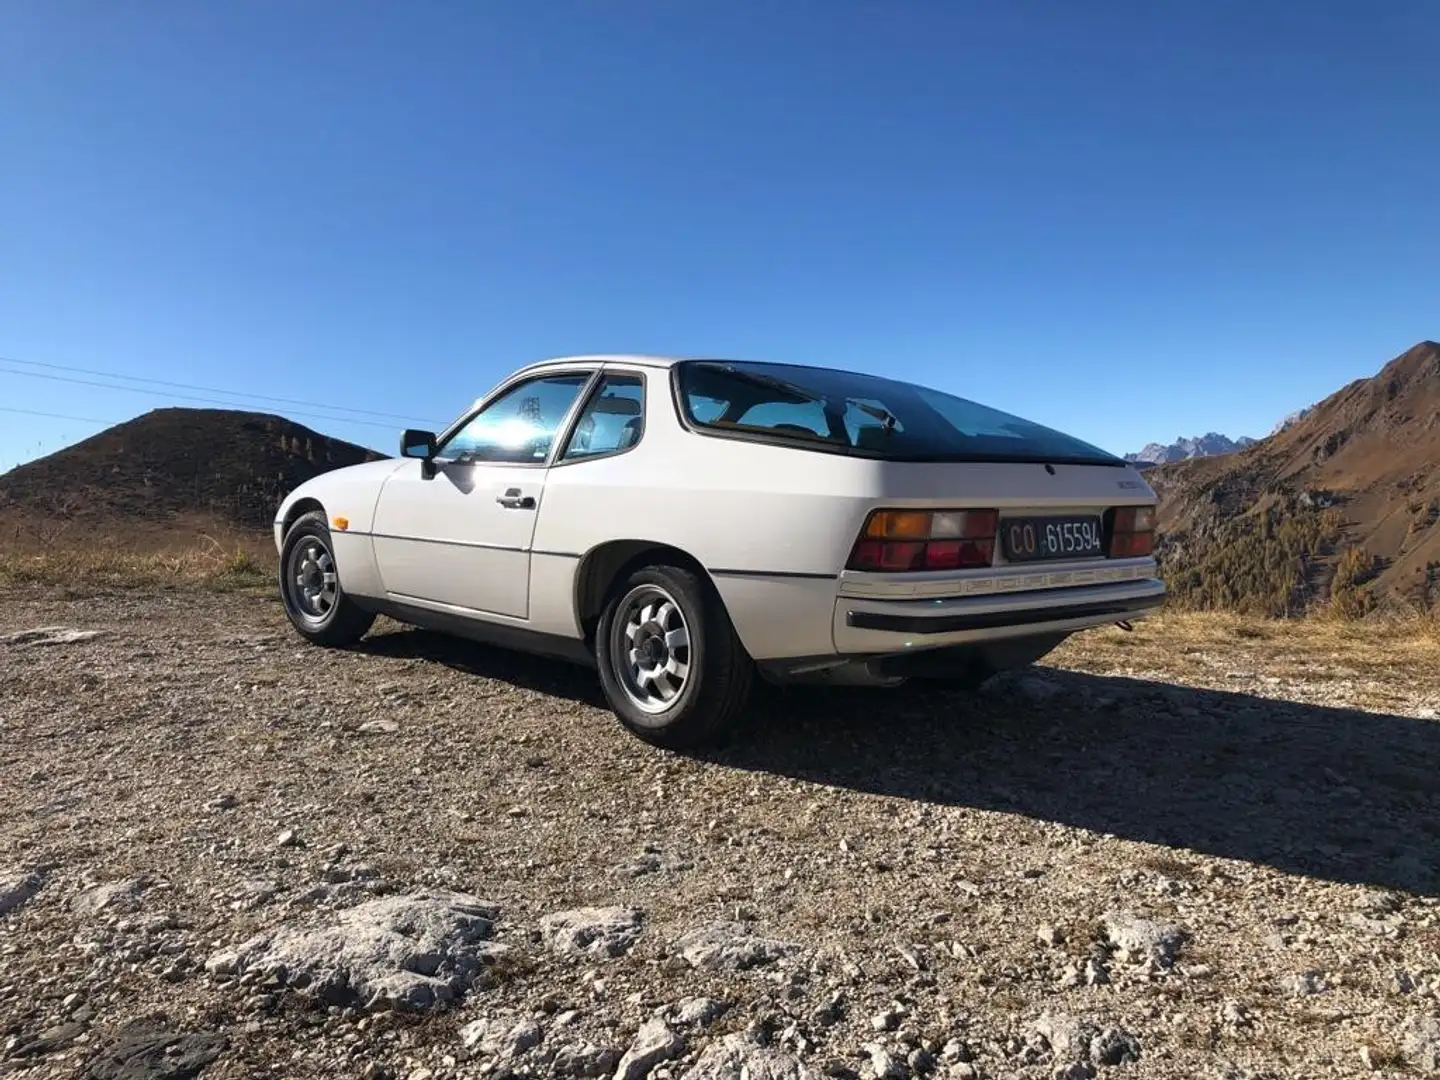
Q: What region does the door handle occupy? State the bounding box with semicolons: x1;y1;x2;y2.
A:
496;488;536;510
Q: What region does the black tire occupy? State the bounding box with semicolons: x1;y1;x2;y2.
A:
278;510;377;647
595;563;755;749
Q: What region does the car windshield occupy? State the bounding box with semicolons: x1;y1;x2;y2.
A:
674;360;1122;465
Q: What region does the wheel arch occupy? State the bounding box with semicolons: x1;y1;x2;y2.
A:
281;497;326;538
573;540;715;647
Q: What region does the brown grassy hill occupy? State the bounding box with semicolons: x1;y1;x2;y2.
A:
0;407;386;530
1153;340;1440;616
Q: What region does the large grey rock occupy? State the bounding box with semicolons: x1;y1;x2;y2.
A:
1101;911;1185;967
553;1041;621;1078
673;921;799;972
1031;1014;1139;1069
73;878;148;916
4;627;104;648
82;1025;226;1079
205;890;502;1011
539;906;645;958
613;1018;684;1080
669;997;730;1027
0;871;43;916
680;1033;813;1080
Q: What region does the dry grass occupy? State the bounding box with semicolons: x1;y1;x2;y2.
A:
0;513;272;590
1052;608;1440;708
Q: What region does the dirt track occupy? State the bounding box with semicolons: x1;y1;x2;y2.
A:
2;588;1439;1079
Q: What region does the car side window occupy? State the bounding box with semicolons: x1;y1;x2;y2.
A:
437;372;592;465
559;374;646;461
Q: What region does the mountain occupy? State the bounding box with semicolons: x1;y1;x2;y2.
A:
1151;341;1440;615
0;407;386;529
1126;433;1257;468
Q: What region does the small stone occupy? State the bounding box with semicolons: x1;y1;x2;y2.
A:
940;1040;972;1064
1037;924;1065;947
907;1048;936;1075
948;1067;979;1080
865;1045;908;1080
1052;1064;1095;1080
1100;911;1185;967
206;794;239;811
276;829;300;848
1281;971;1327;997
1401;1014;1440;1070
872;1009;902;1033
1359;1046;1378;1071
1089;1027;1140;1067
614;1018;684;1080
358;719;400;734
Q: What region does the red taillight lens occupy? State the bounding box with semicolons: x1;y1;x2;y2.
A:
1109;505;1157;558
847;510;998;572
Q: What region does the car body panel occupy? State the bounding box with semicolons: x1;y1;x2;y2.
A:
273;355;1165;671
370;459;547;620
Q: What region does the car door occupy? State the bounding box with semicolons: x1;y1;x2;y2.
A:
370;368;597;620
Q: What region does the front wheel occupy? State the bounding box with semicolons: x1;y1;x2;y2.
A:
279;510;377;647
595;565;755;749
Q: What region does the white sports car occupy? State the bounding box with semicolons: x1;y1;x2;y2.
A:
274;355;1164;746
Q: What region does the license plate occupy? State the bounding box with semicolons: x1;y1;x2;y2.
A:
1000;515;1104;562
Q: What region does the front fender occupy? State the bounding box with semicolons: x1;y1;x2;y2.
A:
272;459;407;551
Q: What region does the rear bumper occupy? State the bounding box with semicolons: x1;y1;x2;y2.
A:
833;578;1166;655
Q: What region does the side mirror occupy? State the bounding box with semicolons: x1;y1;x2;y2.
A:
400;429;437;459
400;429;438;478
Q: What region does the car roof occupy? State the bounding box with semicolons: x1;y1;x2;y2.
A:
522;354;686;372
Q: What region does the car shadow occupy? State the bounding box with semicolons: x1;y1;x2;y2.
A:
349;626;1438;896
353;626;609;708
716;670;1440;896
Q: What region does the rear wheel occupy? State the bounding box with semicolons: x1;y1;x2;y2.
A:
595;564;754;749
279;510;376;647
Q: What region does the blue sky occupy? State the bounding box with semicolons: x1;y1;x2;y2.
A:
2;2;1437;471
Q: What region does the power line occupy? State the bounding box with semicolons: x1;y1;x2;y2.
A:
0;405;121;426
0;353;433;425
0;366;418;432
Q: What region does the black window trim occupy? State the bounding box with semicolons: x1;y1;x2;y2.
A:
551;367;649;468
667;360;1127;468
431;366;603;470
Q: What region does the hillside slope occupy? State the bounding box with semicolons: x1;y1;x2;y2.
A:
1153;340;1440;614
0;408;386;529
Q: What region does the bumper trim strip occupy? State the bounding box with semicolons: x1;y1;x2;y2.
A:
845;592;1165;635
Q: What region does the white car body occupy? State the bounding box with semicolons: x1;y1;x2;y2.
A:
274;355;1164;740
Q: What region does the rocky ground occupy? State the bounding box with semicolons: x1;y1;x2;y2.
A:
2;588;1439;1080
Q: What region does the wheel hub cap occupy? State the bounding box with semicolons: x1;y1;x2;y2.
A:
286;538;338;622
613;587;692;714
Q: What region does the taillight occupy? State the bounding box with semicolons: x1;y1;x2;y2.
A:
1110;505;1157;558
847;509;998;572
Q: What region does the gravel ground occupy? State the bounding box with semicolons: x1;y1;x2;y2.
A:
2;587;1439;1080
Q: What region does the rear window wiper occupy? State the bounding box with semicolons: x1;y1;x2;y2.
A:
851;400;899;431
701;364;823;404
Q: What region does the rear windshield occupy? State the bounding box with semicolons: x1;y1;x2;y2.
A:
673;360;1122;466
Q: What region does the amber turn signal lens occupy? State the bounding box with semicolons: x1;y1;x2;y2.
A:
865;511;931;539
